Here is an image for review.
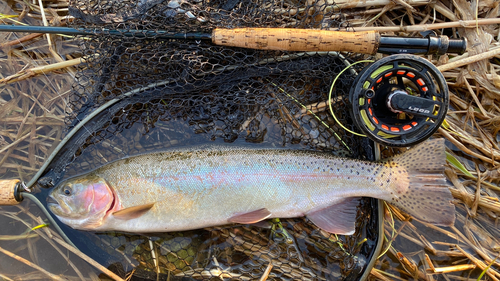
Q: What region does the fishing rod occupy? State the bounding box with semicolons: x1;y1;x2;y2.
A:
0;25;467;55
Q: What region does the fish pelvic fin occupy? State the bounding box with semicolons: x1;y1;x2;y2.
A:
112;203;155;220
228;208;271;224
387;139;456;226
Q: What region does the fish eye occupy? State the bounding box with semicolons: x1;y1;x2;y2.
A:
63;186;72;196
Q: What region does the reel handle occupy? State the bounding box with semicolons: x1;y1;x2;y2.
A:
0;179;22;205
388;92;442;118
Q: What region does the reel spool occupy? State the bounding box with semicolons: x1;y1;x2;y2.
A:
350;54;448;147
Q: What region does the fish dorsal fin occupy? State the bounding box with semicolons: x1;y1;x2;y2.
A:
306;198;360;235
228;208;271;224
112;203;155;220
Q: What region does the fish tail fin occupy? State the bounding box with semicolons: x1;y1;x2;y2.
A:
387;139;455;226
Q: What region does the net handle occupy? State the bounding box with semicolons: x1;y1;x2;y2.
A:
212;28;380;54
0;179;20;205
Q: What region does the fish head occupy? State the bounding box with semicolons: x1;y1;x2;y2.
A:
48;175;117;230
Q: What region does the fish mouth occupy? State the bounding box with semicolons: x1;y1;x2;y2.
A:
47;195;59;206
46;195;63;215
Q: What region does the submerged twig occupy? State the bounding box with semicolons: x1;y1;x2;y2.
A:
0;233;38;240
0;245;68;281
259;262;274;281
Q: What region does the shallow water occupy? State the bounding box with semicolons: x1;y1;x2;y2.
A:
0;200;102;279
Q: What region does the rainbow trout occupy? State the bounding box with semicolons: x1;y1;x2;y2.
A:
48;139;455;234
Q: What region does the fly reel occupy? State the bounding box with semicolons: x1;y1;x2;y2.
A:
350;54;448;147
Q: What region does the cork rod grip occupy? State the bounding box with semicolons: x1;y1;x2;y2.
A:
0;179;20;205
212;28;380;54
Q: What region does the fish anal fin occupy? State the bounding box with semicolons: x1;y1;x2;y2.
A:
306;198;360;235
228;208;271;224
112;203;155;220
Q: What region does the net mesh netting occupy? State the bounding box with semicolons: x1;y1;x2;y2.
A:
35;0;380;279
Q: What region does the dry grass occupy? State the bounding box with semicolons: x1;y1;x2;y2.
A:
0;0;74;182
353;1;500;280
0;0;499;280
0;0;104;280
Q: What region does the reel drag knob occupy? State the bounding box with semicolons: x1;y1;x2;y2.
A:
350;54;448;147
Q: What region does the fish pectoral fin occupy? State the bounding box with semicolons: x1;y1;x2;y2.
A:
112;203;155;220
228;208;271;224
306;198;360;235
